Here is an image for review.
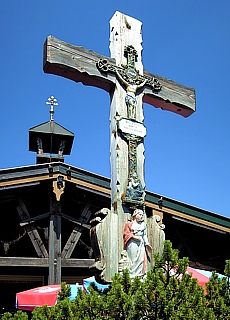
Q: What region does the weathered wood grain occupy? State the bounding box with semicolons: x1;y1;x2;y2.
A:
44;36;116;93
43;36;195;117
146;215;165;272
143;70;196;117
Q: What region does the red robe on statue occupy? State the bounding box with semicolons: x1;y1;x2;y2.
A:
123;220;149;277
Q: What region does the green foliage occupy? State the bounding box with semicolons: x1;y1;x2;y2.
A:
224;259;230;278
31;305;53;320
141;241;206;319
57;282;71;301
74;285;108;319
1;312;13;320
3;241;230;319
205;270;230;319
1;310;28;320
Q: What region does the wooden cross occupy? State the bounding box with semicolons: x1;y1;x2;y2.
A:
43;11;195;282
97;44;161;207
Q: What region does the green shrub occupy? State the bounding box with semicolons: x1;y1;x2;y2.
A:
3;241;230;319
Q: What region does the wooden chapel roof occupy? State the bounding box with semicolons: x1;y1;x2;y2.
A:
0;162;229;272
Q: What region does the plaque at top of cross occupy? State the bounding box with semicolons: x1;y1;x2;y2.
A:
43;11;196;282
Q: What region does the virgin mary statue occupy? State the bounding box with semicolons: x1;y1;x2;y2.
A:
123;209;152;277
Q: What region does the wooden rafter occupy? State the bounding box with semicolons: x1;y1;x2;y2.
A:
62;201;92;259
16;197;48;258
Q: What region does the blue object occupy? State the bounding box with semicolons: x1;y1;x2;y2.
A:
83;276;110;294
70;284;84;300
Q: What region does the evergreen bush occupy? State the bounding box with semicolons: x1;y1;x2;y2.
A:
2;240;230;319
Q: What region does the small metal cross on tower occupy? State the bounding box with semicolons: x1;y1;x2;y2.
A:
29;95;74;164
46;95;58;122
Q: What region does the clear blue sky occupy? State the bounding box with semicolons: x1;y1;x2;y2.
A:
1;1;230;218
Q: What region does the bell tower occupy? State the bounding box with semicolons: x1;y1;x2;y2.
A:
29;96;74;164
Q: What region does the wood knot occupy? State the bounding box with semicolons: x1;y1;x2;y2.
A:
125;17;131;29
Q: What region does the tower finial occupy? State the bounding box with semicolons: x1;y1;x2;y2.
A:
46;95;58;121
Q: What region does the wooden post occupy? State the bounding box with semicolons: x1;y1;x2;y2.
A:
49;191;62;284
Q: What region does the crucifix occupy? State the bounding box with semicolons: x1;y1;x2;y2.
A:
43;11;195;282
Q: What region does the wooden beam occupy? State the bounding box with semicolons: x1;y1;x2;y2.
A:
0;173;110;197
20;212;50;226
43;35;195;117
44;36;116;93
143;70;195;118
62;202;92;259
16;198;48;258
0;257;94;267
62;258;94;267
145;202;230;234
21;211;91;229
61;212;91;229
0;257;49;267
